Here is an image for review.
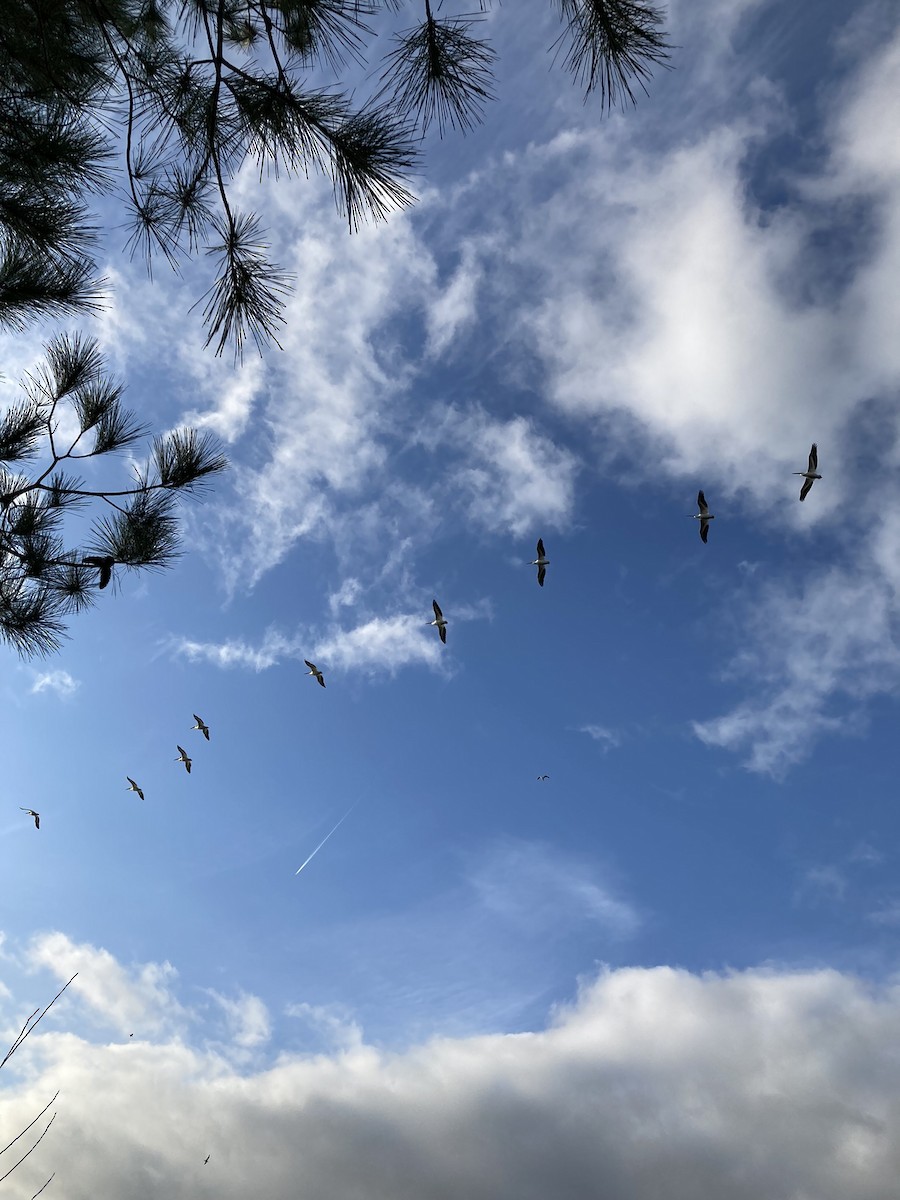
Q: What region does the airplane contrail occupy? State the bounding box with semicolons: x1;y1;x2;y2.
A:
294;804;356;875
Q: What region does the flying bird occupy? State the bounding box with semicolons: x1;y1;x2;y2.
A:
794;442;821;501
304;660;325;688
204;1156;210;1166
295;804;357;875
175;745;192;774
693;490;714;543
191;714;210;740
83;555;115;589
20;807;40;829
430;599;447;644
126;777;144;801
530;538;550;587
537;774;550;781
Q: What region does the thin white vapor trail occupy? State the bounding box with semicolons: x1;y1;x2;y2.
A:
294;804;357;875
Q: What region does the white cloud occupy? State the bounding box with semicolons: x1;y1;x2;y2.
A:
5;947;900;1199
24;933;186;1038
429;408;579;537
579;725;621;752
170;603;489;677
425;240;485;358
692;566;900;776
170;629;295;672
29;671;80;700
208;990;271;1050
311;613;447;676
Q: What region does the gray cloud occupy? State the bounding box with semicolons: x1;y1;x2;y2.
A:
3;946;900;1199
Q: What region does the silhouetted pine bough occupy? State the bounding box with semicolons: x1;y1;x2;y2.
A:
0;974;75;1193
0;0;671;358
0;335;227;657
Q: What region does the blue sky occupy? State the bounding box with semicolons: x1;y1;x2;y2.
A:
3;1;900;1196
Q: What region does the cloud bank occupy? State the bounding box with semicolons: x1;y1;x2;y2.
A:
2;937;900;1199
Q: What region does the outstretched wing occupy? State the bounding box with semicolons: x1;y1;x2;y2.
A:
808;443;818;473
700;521;710;544
439;624;447;644
304;660;317;672
697;490;708;516
432;599;443;621
799;476;814;501
536;538;545;559
317;673;326;688
537;565;546;587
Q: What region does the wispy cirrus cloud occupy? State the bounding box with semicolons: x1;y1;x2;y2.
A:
467;837;640;940
578;724;622;752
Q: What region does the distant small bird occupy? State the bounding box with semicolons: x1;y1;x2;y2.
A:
129;1033;134;1038
304;660;325;688
537;775;550;781
204;1156;210;1165
175;746;192;774
83;555;115;589
126;777;144;801
191;714;210;740
693;490;714;543
20;807;40;829
430;599;447;644
794;442;821;501
530;538;550;587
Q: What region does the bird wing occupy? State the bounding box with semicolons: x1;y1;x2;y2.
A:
433;599;443;620
317;674;326;687
34;814;40;828
537;538;545;558
177;745;187;756
700;521;709;543
193;714;204;725
799;477;814;501
439;624;447;644
185;760;192;773
808;443;818;472
697;490;708;515
304;660;317;672
537;565;546;587
137;788;144;800
127;777;136;788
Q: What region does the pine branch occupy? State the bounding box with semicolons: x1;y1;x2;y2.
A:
552;0;671;109
379;4;497;136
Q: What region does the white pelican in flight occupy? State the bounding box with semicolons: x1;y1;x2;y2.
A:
175;745;192;774
191;714;210;740
530;538;549;587
126;777;144;800
794;443;821;501
693;490;714;543
304;660;325;688
20;807;40;829
430;599;447;644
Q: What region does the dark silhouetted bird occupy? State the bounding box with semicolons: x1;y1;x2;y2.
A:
191;714;210;740
175;746;192;774
83;555;115;588
126;777;144;800
20;807;40;829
